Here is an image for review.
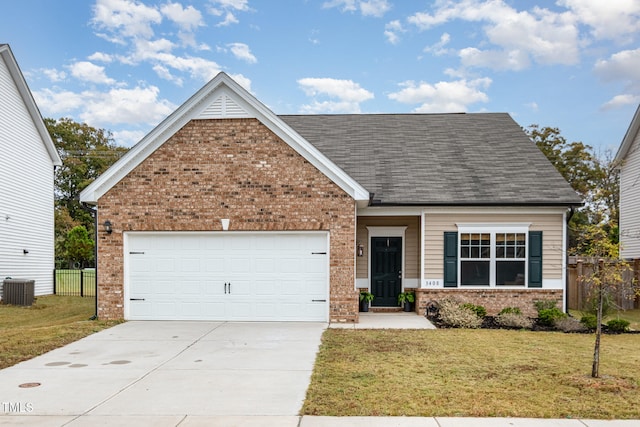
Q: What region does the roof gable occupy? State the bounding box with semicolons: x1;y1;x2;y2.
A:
0;44;61;166
80;72;369;204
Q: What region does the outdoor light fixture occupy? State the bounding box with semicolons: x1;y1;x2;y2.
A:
357;242;364;257
103;220;113;234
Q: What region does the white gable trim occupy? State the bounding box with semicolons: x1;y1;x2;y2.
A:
615;104;640;164
0;45;61;166
80;72;369;204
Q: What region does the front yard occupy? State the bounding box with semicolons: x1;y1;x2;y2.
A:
303;328;640;419
0;295;120;369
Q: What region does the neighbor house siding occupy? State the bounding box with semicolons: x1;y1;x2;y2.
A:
0;56;55;296
620;132;640;259
355;216;420;280
97;118;357;321
424;211;565;286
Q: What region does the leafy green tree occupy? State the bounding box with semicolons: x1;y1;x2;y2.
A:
526;125;619;252
46;118;128;264
64;226;95;268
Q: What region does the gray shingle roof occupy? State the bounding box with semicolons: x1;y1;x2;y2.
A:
279;113;582;206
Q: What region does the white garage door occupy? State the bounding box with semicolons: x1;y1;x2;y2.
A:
125;232;329;321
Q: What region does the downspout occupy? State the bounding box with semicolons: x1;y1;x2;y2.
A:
80;202;98;320
565;207;576;314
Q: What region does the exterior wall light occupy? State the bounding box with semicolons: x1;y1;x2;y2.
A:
103;220;113;234
357;242;364;257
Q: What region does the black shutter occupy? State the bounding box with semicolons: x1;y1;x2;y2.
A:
528;231;543;288
443;232;458;287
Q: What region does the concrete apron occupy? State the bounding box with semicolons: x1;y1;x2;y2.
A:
0;321;325;423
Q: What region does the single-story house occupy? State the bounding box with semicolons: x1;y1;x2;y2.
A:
80;72;581;322
0;44;62;298
615;104;640;260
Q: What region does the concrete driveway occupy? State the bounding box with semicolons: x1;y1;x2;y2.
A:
0;321;325;426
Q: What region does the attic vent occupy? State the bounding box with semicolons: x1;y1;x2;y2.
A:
198;94;249;119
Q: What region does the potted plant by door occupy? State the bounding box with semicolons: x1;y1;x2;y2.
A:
397;291;415;312
359;291;374;312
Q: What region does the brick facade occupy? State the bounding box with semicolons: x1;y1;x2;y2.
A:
415;288;564;318
96;118;358;322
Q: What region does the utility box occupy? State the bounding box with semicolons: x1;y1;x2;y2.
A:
2;279;35;306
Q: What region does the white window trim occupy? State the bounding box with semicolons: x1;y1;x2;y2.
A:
365;226;407;290
456;223;530;288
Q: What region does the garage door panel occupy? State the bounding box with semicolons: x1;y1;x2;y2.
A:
126;232;328;321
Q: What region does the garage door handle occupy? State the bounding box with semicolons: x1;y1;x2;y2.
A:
311;252;326;255
130;298;145;301
224;282;232;294
312;299;326;302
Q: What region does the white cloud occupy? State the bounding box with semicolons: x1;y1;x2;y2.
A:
208;0;250;26
161;2;204;32
87;52;114;63
69;61;116;85
408;0;580;70
41;68;66;82
92;0;162;41
323;0;390;17
424;33;451;56
112;129;147;147
298;77;374;113
388;78;491;113
601;94;640;110
559;0;640;43
227;42;257;64
33;88;85;115
384;20;404;44
81;85;176;125
594;48;640;83
525;102;539;112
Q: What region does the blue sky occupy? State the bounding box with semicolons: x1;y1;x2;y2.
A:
2;0;639;151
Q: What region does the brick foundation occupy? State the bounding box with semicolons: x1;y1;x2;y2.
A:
97;118;357;322
416;288;564;318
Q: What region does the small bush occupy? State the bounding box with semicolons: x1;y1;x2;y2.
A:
461;303;487;318
538;307;567;327
554;317;588;333
607;319;630;333
534;300;558;312
495;312;533;329
438;299;482;329
580;314;598;330
499;307;522;316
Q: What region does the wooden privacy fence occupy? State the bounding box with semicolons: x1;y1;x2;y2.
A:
567;257;639;311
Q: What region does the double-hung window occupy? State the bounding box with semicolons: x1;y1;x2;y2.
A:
458;225;529;287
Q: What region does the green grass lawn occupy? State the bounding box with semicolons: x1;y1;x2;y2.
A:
570;308;640;331
54;269;96;296
0;295;120;369
303;329;640;419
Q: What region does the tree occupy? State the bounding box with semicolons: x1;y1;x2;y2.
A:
574;225;638;378
64;226;95;268
526;125;619;252
46;118;128;265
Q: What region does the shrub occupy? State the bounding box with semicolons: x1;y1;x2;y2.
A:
499;307;522;315
461;303;487;318
438;299;482;329
607;319;630;333
534;300;558;312
580;314;598;330
495;312;533;329
538;307;567;327
554;317;588;333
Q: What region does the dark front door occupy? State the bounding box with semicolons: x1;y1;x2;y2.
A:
371;237;402;307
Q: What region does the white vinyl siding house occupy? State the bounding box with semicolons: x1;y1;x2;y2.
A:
0;44;61;297
617;105;640;260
